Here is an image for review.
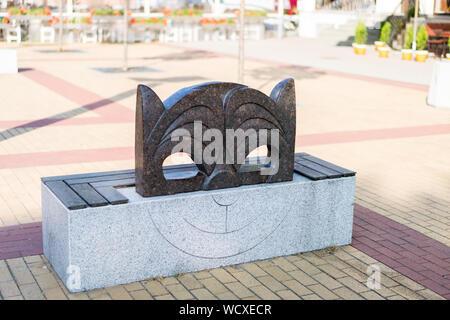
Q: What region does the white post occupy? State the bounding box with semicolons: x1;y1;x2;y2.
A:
238;0;245;83
123;0;129;71
412;0;419;51
277;0;284;39
144;0;150;16
66;0;73;15
214;0;220;15
58;0;63;52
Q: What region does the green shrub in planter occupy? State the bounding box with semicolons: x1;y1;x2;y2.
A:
379;21;392;43
355;21;367;45
404;25;414;49
416;24;428;51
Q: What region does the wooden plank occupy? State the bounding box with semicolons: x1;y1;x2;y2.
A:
93;186;129;205
70;183;108;207
65;173;135;185
91;178;136;188
294;152;309;160
44;181;88;210
294;162;327;180
42;169;134;183
301;155;355;176
295;159;343;178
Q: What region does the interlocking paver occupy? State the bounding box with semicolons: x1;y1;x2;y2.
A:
292;260;322;276
288;270;317;286
216;291;239;300
232;271;261;288
105;286;133;300
256;275;286;292
43;287;67;300
261;266;293;282
390;286;424;300
272;257;297;272
130;290;153;300
312;273;342;290
67;292;89;300
155;294;174;300
34;273;59;290
250;285;281;300
242;263;267;277
360;291;384;300
282;279;313;297
19;283;45;300
209;269;236;284
0;281;21;297
334;287;364;300
165;284;194;300
0;42;448;301
123;282;144;292
276;289;300;300
200;277;228;295
308;284;339;300
337;276;369;293
318;264;347;279
224;282;254;299
193;270;212;280
190;288;217;300
178;274;203;290
143;280;169;297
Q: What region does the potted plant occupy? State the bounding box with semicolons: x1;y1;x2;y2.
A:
447;37;450;60
402;25;414;61
415;24;428;62
375;21;391;51
353;21;368;55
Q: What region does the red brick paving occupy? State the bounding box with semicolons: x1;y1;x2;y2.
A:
0;147;133;169
0;222;42;260
353;204;450;299
1;123;450;169
0;204;448;299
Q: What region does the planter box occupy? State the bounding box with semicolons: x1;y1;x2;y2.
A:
0;49;18;74
428;60;450;109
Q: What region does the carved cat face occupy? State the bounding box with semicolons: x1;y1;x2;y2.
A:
135;79;296;197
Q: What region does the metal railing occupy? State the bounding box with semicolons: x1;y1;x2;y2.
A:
317;0;376;11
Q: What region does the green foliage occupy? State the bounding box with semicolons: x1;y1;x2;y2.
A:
92;8;114;16
354;21;367;45
404;25;414;49
448;37;450;48
379;21;392;43
407;6;420;20
416;24;428;50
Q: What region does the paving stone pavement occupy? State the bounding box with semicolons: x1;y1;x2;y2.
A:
0;246;445;300
0;41;448;300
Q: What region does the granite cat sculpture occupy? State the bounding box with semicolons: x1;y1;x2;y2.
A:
135;79;296;197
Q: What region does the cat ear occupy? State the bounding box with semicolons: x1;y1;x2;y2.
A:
270;78;296;137
135;85;165;195
136;84;165;141
270;78;295;109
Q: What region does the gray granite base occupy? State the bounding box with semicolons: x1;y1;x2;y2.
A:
42;173;355;292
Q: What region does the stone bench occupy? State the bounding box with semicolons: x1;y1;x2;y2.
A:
42;79;356;292
42;153;355;292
